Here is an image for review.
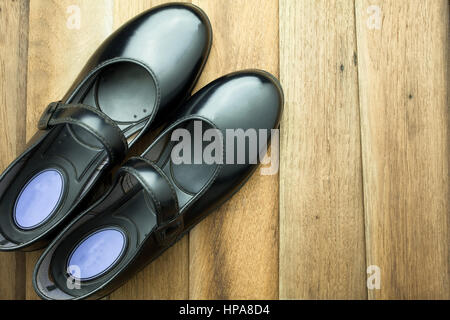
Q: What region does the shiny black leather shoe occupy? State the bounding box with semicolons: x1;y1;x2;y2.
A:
0;3;212;251
33;70;284;300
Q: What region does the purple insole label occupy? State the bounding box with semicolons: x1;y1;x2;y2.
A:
14;169;64;230
68;228;126;281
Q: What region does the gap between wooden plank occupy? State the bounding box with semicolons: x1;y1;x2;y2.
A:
352;0;370;299
0;0;30;301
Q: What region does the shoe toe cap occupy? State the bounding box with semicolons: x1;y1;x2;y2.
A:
195;70;284;132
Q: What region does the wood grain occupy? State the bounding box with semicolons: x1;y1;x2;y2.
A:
279;0;367;299
109;0;191;300
25;0;114;300
355;0;449;299
0;0;29;300
0;0;448;300
188;0;279;299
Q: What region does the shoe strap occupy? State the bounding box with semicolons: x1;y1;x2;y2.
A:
38;101;128;164
117;157;182;245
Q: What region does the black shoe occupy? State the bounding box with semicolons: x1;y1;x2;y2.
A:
0;3;212;251
33;70;284;300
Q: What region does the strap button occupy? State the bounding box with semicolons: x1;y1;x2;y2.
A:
38;101;62;130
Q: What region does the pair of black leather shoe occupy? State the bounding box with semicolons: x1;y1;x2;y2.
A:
0;3;283;299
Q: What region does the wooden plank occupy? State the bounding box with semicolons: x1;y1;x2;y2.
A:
355;0;449;299
0;0;29;300
109;0;191;300
188;0;279;299
25;0;114;300
279;0;367;299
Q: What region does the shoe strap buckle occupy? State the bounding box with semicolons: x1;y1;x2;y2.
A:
154;214;184;245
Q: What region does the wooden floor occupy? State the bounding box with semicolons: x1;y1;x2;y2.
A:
0;0;448;300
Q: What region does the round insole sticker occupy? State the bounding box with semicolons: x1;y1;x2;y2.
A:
68;228;126;281
14;169;64;230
